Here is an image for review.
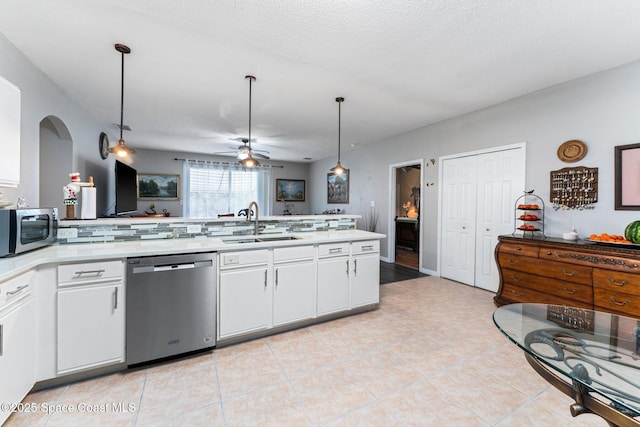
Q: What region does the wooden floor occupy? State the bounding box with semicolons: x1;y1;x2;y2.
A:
394;246;419;269
379;261;428;284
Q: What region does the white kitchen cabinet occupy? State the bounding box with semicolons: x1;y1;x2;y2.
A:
317;242;350;316
351;240;380;308
0;75;21;187
57;260;125;374
0;272;35;425
218;249;271;339
219;266;270;339
273;246;315;326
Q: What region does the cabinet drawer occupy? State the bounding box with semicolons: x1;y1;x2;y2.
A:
318;242;349;257
594;288;640;318
498;253;592;285
502;268;593;304
593;269;640;296
539;248;640;273
220;249;269;268
0;271;32;308
58;260;123;285
274;245;314;262
500;282;591;309
352;240;380;254
499;242;539;258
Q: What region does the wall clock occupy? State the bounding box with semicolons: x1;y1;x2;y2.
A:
99;132;109;160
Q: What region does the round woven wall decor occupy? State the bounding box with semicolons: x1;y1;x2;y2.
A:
557;140;587;163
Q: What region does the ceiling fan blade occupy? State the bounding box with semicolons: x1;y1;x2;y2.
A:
213;151;237;156
253;152;270;160
253;149;270;154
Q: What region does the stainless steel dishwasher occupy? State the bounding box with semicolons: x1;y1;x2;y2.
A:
126;252;216;366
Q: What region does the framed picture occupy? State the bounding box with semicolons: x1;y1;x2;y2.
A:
138;173;180;200
327;169;349;204
615;143;640;210
276;179;305;202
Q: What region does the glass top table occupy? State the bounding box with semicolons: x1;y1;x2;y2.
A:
494;303;640;427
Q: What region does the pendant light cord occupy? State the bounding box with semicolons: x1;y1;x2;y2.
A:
337;99;341;163
119;49;125;141
248;77;252;147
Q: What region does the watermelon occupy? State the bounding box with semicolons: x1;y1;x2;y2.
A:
624;221;640;243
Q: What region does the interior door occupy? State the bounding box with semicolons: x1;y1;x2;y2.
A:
440;155;477;285
475;148;525;292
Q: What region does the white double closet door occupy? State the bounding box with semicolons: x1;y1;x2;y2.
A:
440;145;525;292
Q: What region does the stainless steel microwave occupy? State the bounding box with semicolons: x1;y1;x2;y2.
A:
0;208;58;257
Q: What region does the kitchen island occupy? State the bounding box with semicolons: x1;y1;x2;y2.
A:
0;215;384;424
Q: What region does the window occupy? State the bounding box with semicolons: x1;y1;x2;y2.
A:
183;161;271;218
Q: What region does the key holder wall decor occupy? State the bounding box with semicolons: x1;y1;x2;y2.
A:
550;167;598;210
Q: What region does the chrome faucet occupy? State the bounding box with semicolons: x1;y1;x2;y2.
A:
247;201;259;236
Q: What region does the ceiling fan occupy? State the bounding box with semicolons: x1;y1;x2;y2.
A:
214;137;271;160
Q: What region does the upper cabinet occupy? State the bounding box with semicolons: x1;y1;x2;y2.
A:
0;75;20;187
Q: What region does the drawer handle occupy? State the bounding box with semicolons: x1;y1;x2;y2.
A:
562;269;576;277
608;278;628;287
507;258;519;265
6;284;29;297
515;246;522;251
509;290;524;297
510;274;522;282
562;286;577;295
610;297;628;306
546;251;552;256
329;248;343;254
361;245;374;251
74;269;105;277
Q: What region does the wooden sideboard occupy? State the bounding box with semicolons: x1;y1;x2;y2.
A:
395;218;419;252
495;235;640;318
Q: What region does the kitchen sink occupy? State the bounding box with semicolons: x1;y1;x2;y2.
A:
222;235;301;244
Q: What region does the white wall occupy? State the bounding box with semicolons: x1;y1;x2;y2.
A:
310;58;640;272
0;33;109;212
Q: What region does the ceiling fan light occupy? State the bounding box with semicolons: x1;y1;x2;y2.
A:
240;154;259;168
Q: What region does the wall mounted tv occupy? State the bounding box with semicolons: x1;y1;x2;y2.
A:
115;160;138;215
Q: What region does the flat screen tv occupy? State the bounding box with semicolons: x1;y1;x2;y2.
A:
115;160;138;215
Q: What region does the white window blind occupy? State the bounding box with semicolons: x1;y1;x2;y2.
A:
184;161;272;218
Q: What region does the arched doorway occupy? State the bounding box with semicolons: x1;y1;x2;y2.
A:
39;115;72;213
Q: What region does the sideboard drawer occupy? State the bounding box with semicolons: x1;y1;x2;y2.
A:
594;288;640;318
539;248;640;273
593;269;640;296
501;282;591;309
502;268;593;305
498;253;592;285
499;242;538;258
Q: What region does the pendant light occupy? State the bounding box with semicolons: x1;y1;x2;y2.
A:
240;75;259;168
330;97;345;175
109;43;136;158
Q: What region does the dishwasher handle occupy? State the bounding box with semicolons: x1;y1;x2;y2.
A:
132;259;213;274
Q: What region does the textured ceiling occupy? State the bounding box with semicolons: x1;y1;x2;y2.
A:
2;0;640;162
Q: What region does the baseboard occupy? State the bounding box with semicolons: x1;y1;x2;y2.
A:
421;267;438;276
379;256;391;263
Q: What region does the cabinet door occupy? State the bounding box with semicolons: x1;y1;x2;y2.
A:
57;283;124;374
317;257;350;316
0;298;35;425
351;254;380;307
219;267;270;338
274;261;315;326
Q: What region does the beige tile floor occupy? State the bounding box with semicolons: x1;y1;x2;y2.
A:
6;276;610;426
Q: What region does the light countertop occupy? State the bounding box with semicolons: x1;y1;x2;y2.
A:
0;230;385;283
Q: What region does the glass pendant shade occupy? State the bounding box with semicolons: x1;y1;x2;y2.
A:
331;97;345;174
